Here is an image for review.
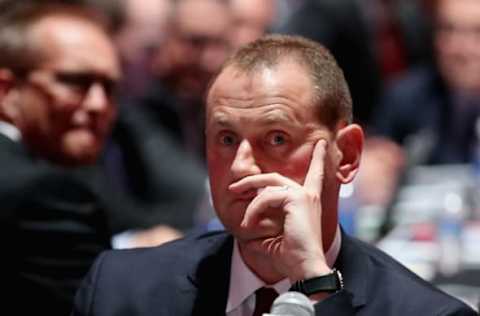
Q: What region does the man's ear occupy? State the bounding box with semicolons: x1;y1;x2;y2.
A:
335;124;364;184
0;69;14;98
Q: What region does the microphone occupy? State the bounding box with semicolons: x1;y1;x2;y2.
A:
263;291;315;316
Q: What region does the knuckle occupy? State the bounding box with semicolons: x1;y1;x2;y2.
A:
305;189;320;203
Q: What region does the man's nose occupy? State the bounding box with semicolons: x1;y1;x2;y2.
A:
230;139;261;180
82;83;110;113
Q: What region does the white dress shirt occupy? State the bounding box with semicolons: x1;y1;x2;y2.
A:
226;226;342;316
0;121;21;142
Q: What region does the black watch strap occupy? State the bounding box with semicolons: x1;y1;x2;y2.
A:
289;268;344;295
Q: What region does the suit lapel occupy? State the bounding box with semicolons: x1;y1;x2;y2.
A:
183;233;234;316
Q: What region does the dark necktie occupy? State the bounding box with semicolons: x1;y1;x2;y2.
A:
253;287;278;316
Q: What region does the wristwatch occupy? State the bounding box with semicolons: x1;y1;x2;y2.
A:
289;268;344;295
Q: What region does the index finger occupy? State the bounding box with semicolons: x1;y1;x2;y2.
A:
303;139;328;192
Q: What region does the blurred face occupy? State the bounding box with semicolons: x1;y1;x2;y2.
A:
115;0;171;63
160;0;232;101
435;0;480;93
13;16;120;165
230;0;275;49
206;62;341;242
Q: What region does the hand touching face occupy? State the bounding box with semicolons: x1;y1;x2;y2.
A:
229;139;332;281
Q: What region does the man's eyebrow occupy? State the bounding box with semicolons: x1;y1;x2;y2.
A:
208;113;234;127
256;110;302;128
208;110;303;128
258;111;302;127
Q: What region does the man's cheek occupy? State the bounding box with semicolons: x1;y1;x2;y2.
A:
207;153;231;180
280;145;316;184
279;160;310;185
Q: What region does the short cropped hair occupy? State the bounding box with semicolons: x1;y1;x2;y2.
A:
215;34;353;127
0;2;108;77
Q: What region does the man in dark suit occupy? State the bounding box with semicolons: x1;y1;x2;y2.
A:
0;3;122;315
129;0;233;161
73;35;476;315
356;0;480;216
0;2;195;314
373;0;480;165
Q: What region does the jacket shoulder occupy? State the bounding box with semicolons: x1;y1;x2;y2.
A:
98;230;229;274
346;236;477;314
73;230;232;315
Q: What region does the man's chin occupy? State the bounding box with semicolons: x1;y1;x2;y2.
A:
61;144;100;166
61;151;98;166
61;131;103;165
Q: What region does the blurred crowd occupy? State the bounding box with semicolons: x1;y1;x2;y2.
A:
0;0;479;314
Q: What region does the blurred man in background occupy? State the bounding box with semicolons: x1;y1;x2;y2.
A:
102;0;232;230
0;3;120;314
146;0;233;159
373;0;480;165
114;0;173;99
0;1;199;314
229;0;276;49
354;0;480;245
361;0;480;210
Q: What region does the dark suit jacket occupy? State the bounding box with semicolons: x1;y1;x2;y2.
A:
103;101;207;232
73;230;476;315
0;134;113;315
0;130;208;315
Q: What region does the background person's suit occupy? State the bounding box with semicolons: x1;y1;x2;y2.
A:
0;131;200;315
73;230;475;315
0;134;113;315
104;101;207;229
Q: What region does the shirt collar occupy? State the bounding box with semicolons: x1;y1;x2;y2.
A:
0;121;21;142
226;226;342;313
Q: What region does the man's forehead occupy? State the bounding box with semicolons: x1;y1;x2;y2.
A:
208;66;256;99
31;15;120;79
209;107;301;127
208;62;314;104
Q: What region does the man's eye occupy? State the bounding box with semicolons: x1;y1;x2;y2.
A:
55;72;117;97
56;73;92;90
267;132;287;146
219;133;237;146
